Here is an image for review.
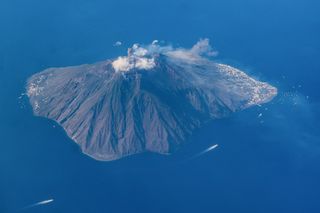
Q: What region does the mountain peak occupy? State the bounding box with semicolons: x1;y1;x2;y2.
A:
26;39;277;161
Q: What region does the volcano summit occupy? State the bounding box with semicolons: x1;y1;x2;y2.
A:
26;39;277;161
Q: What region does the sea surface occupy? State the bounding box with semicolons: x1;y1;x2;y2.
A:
1;0;320;212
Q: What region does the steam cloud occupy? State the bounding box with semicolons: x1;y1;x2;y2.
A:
112;38;217;72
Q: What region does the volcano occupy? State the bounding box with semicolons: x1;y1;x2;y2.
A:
26;39;277;161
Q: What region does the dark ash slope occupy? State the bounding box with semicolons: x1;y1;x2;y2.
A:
26;55;277;161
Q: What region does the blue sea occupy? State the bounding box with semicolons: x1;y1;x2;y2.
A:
1;0;320;212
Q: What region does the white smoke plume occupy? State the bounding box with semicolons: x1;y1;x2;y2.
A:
112;38;217;72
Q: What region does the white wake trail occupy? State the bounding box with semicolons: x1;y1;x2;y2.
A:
181;144;219;163
193;144;219;158
17;199;54;212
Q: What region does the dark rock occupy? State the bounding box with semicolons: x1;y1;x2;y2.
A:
26;54;277;161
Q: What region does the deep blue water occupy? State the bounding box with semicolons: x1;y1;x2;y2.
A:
1;0;320;212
